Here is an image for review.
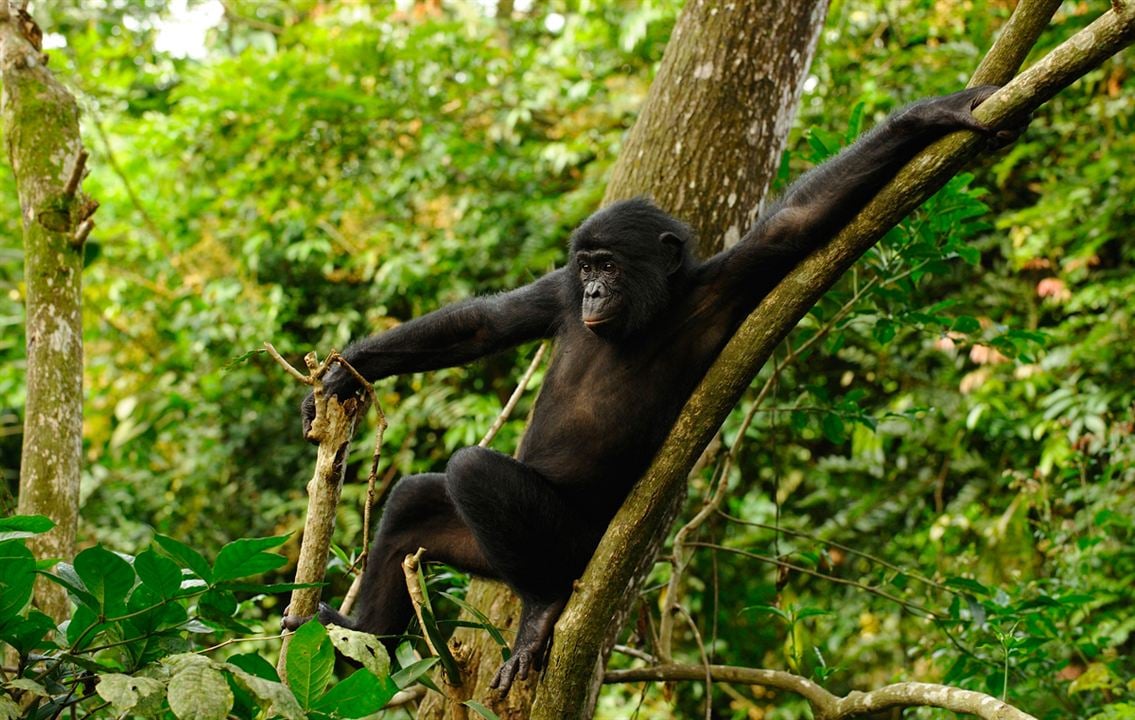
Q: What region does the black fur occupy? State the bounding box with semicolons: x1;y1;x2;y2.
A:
289;87;1009;692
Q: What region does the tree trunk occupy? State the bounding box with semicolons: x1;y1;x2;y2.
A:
607;0;829;257
418;2;827;717
2;6;94;623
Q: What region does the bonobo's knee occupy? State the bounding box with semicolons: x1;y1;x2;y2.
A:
445;446;491;494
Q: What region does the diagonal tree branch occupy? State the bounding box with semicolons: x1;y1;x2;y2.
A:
532;2;1135;716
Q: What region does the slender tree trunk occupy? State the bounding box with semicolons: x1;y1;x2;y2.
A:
418;2;827;717
2;6;95;623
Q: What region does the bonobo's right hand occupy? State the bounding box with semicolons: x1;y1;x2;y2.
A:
300;391;318;442
300;368;359;443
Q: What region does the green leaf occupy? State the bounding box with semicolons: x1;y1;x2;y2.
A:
286;620;335;710
391;657;439;689
313;669;394;717
198;588;238;620
213;535;289;582
154;535;213;583
418;602;462;684
0;696;19;720
441;592;509;658
465;700;502;720
953;244;980;265
225;664;305;720
873;318;896;345
0;540;36;620
795;608;832;621
327;623;391;677
67;605;109;649
73;545;136;616
951;315;982;334
0;515;53;542
5;678;48;698
97;673;167;714
821;413;846;444
44;562;100;611
228;653;280;682
0;611;55;656
166;655;234;720
945;577;992;596
135;549;184;599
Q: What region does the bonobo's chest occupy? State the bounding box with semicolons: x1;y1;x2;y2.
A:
518;306;732;491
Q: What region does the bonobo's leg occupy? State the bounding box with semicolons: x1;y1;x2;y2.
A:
281;473;496;649
444;446;604;693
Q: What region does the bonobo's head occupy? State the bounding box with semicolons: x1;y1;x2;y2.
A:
569;198;694;337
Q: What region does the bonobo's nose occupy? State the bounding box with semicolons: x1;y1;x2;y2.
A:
585;282;607;299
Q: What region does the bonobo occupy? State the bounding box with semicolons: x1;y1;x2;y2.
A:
285;87;1014;692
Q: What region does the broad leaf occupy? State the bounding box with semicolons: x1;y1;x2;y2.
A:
285;620;334;710
213;535;289;582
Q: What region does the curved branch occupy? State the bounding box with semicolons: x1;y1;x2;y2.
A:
604;665;1036;720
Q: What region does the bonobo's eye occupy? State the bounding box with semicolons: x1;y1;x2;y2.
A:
579;261;592;273
602;261;615;273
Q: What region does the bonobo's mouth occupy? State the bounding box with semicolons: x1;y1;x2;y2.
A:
582;316;612;329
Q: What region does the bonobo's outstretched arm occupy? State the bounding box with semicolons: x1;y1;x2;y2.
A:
716;86;1007;303
313;267;565;388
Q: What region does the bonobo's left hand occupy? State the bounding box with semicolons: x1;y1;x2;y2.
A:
901;85;1024;147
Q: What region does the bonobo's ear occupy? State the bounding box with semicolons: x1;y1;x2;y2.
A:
660;231;684;276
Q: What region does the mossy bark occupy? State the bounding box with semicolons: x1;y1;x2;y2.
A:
607;0;830;257
2;9;93;623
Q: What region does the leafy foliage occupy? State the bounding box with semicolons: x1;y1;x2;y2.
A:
1;1;1133;718
0;516;403;718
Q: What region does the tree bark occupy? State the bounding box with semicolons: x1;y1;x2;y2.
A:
418;2;828;717
607;0;829;257
2;6;95;624
532;2;1129;718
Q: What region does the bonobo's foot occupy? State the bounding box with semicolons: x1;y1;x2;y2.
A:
491;648;537;694
905;85;1027;148
280;602;348;631
491;597;566;695
901;85;998;134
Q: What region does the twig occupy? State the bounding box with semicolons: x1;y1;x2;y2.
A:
688;541;941;619
89;114;168;252
715;512;957;595
480;341;548;447
402;548;439;657
677;606;712;720
325;352;388;573
603;664;1038;720
72;219;93;247
62;149;88;197
970;0;1065;87
263;342;312;384
612;644;656;663
385;685;427;707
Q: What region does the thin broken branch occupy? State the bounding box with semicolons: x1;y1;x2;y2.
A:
62;148;88;198
480;341;548;447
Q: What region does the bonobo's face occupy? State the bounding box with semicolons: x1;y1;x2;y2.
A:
576;250;621;331
569;198;694;338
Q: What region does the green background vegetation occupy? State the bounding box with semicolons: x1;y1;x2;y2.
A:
1;1;1132;717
